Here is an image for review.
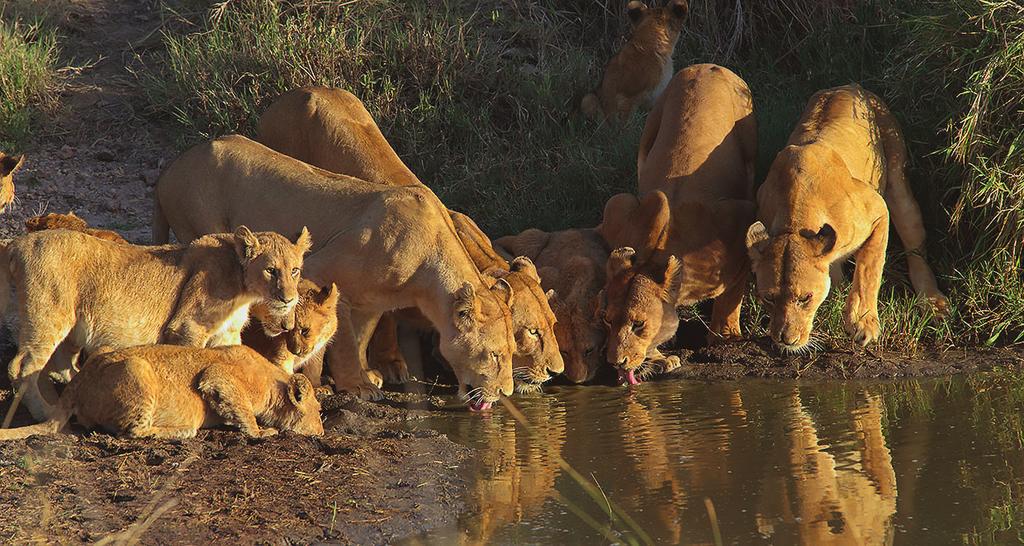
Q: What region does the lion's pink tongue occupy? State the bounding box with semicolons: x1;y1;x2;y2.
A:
618;368;640;386
468;400;493;412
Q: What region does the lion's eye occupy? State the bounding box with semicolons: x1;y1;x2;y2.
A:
528;328;540;337
265;267;277;277
631;320;645;332
798;293;813;306
291;268;301;278
490;351;500;364
301;327;310;336
602;315;611;327
583;347;594;356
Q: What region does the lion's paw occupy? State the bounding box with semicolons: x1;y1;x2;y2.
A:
375;359;410;384
844;310;880;347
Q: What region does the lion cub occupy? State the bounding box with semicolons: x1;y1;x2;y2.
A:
746;85;949;351
1;225;310;422
581;0;688;122
243;279;340;374
0;345;323;440
25;211;127;243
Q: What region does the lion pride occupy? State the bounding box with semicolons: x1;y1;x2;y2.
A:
257;87;562;393
153;135;516;408
601;64;756;384
746;85;948;351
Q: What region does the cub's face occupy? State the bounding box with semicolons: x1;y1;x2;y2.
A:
747;224;834;352
603;275;673;371
628;0;688;37
279;373;324;436
554;306;606;384
236;226;312;331
442;281;516;411
285;282;339;362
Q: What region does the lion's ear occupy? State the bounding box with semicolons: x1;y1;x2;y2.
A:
607;247;636;278
746;222;770;263
491;278;515;307
288;373;315;406
800;223;837;256
234;225;261;261
660;255;684;302
316;283;340;307
294;226;312;255
626;1;648;23
510;256;540;283
669;0;688;19
452;282;477;330
0;154;24;178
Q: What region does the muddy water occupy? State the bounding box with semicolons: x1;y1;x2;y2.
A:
407;375;1024;545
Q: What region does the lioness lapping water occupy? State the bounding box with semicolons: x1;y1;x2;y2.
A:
153;135;516;406
0;345;323;440
601;64;757;385
256;87;562;396
1;225;308;422
581;0;688;122
746;85;949;351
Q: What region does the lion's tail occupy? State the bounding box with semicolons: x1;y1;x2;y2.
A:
0;384;73;440
152;193;170;245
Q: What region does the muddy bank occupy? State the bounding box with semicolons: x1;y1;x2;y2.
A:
0;392;470;544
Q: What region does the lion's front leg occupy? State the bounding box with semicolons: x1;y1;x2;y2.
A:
844;210;889;347
367;312;410;384
325;303;384;401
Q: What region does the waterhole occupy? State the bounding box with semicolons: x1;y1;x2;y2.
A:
406;374;1024;545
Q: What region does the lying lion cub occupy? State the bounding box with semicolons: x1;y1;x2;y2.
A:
581;0;688;122
746;85;949;351
1;225;309;422
601;65;757;385
257;87;562;395
25;211;127;243
243;279;340;375
153;135;516;406
0;345;323;440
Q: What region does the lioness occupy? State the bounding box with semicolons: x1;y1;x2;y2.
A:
257;87;562;392
496;227;610;384
243;279;340;374
601;65;757;385
1;226;308;422
0;152;24;214
0;345;323;440
746;85;949;351
581;0;688;122
153;135;516;407
25;211;128;243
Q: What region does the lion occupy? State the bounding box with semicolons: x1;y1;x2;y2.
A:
601;65;757;384
0;345;323;440
25;211;127;243
243;279;340;374
745;85;949;351
153;134;516;407
256;87;562;393
1;225;309;423
0;152;24;214
495;227;610;384
581;0;688;122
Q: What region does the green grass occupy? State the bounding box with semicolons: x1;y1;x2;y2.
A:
140;0;1024;351
0;14;59;150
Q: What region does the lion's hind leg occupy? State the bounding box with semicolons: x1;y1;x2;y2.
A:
197;365;274;437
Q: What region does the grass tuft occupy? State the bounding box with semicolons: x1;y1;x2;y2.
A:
0;14;59;150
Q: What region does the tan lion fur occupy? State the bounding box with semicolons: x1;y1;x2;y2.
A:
0;152;24;214
0;345;323;440
1;226;309;422
256;87;562;392
25;211;128;243
746;85;949;351
243;279;340;375
153;134;516;404
601;65;756;376
581;0;688;122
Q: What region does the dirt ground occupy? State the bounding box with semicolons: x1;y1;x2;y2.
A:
3;0;1024;543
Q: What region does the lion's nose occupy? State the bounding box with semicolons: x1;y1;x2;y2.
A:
782;332;799;345
279;296;295;305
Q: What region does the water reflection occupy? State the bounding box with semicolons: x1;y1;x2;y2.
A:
409;376;1024;545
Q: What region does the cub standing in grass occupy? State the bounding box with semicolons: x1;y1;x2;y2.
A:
746;84;949;352
0;226;308;423
0;345;323;440
581;0;688;122
257;87;562;395
600;64;757;385
153;135;516;409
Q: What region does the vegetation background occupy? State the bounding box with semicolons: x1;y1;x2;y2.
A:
4;0;1024;350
